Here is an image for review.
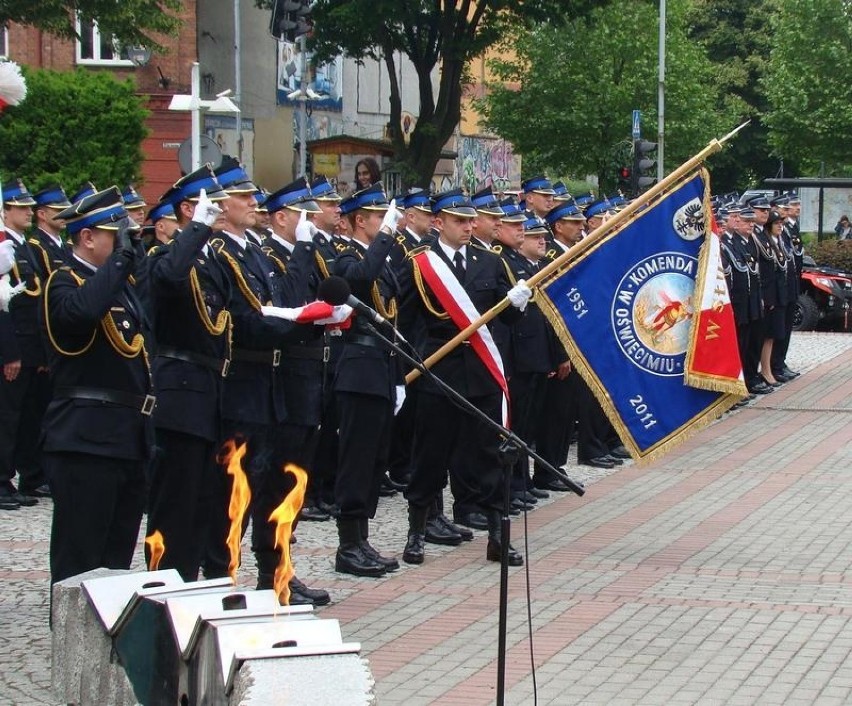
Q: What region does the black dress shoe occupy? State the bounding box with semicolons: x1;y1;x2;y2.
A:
0;496;20;510
526;486;549;500
317;500;340;518
603;454;624;466
335;544;387;577
402;532;426;564
533;477;571;492
453;511;489;530
510;497;535;512
424;517;463;546
782;366;800;378
486;538;523;566
761;376;782;388
386;473;409;492
512;490;539;505
289;576;331;606
581;456;615;469
360;541;400;572
20;483;51;498
299;504;331;522
436;514;473;541
378;474;398;497
609;445;631;459
12;492;37;507
748;381;773;394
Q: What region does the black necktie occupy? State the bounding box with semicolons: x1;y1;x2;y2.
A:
453;251;465;281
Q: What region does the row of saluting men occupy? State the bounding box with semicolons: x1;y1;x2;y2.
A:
0;165;650;609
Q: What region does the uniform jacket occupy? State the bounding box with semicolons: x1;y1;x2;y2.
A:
28;228;70;281
213;232;297;426
39;252;152;460
333;232;401;401
264;234;325;426
753;228;789;309
0;233;46;367
147;222;231;441
398;241;522;399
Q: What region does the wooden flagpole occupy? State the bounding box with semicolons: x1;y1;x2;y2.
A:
405;121;750;383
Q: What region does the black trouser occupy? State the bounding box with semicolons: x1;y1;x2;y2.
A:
146;429;217;581
534;372;578;481
771;302;796;374
312;375;339;507
251;422;318;575
0;366;50;490
746;317;764;384
576;377;612;462
508;371;548;491
46;451;145;584
335;392;393;521
387;383;418;484
408;390;503;515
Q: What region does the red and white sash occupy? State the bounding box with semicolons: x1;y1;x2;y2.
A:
413;248;510;427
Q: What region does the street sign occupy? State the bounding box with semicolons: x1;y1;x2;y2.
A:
632;110;641;140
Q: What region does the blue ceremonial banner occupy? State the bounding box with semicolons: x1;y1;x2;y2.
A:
537;169;738;461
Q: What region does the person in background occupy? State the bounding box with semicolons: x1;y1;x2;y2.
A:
834;215;852;240
354;157;382;191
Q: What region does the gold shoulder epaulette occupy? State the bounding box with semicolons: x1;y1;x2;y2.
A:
545;248;557;259
396;234;408;246
334;242;349;252
209;237;225;252
405;244;431;260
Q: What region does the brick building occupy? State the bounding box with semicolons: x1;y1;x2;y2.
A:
3;5;197;204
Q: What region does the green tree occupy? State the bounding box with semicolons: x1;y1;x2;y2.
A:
259;0;605;188
0;0;181;51
762;0;852;174
0;68;150;190
686;0;781;191
478;0;744;192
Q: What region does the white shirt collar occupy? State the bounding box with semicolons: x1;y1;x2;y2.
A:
438;239;466;262
5;228;24;245
48;232;64;249
271;233;294;252
405;227;421;243
72;252;98;272
224;231;247;250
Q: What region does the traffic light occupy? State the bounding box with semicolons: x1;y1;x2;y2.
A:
270;0;313;42
631;139;657;196
617;166;632;194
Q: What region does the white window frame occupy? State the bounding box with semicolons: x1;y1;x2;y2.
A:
75;16;133;66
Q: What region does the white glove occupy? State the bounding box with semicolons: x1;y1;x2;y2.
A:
313;304;353;325
507;279;533;312
394;384;406;416
192;188;223;227
379;199;402;234
0;274;25;312
295;209;317;243
0;240;15;275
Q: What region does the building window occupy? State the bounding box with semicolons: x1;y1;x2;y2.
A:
75;17;132;65
0;26;8;59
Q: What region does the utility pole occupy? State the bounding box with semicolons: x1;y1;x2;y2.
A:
657;0;666;182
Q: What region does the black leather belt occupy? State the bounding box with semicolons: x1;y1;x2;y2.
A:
345;334;385;349
157;346;230;377
280;344;330;362
231;348;282;367
55;386;157;416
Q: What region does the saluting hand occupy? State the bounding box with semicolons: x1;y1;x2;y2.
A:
192;188;223;227
379;199;402;235
295;209;317;243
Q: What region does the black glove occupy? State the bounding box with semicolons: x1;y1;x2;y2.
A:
114;217;142;264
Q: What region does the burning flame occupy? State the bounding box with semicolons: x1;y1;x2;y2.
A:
145;530;165;571
220;439;252;581
269;464;308;605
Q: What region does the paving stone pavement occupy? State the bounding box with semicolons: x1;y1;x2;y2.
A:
1;331;850;705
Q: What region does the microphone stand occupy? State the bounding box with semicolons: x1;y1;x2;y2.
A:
361;320;584;706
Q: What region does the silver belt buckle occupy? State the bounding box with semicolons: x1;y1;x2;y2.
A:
272;349;282;367
141;395;157;416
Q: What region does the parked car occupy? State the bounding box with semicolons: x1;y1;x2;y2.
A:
793;256;852;331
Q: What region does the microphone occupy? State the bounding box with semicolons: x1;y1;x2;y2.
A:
318;275;388;325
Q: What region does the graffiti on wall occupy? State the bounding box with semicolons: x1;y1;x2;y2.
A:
455;137;522;194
